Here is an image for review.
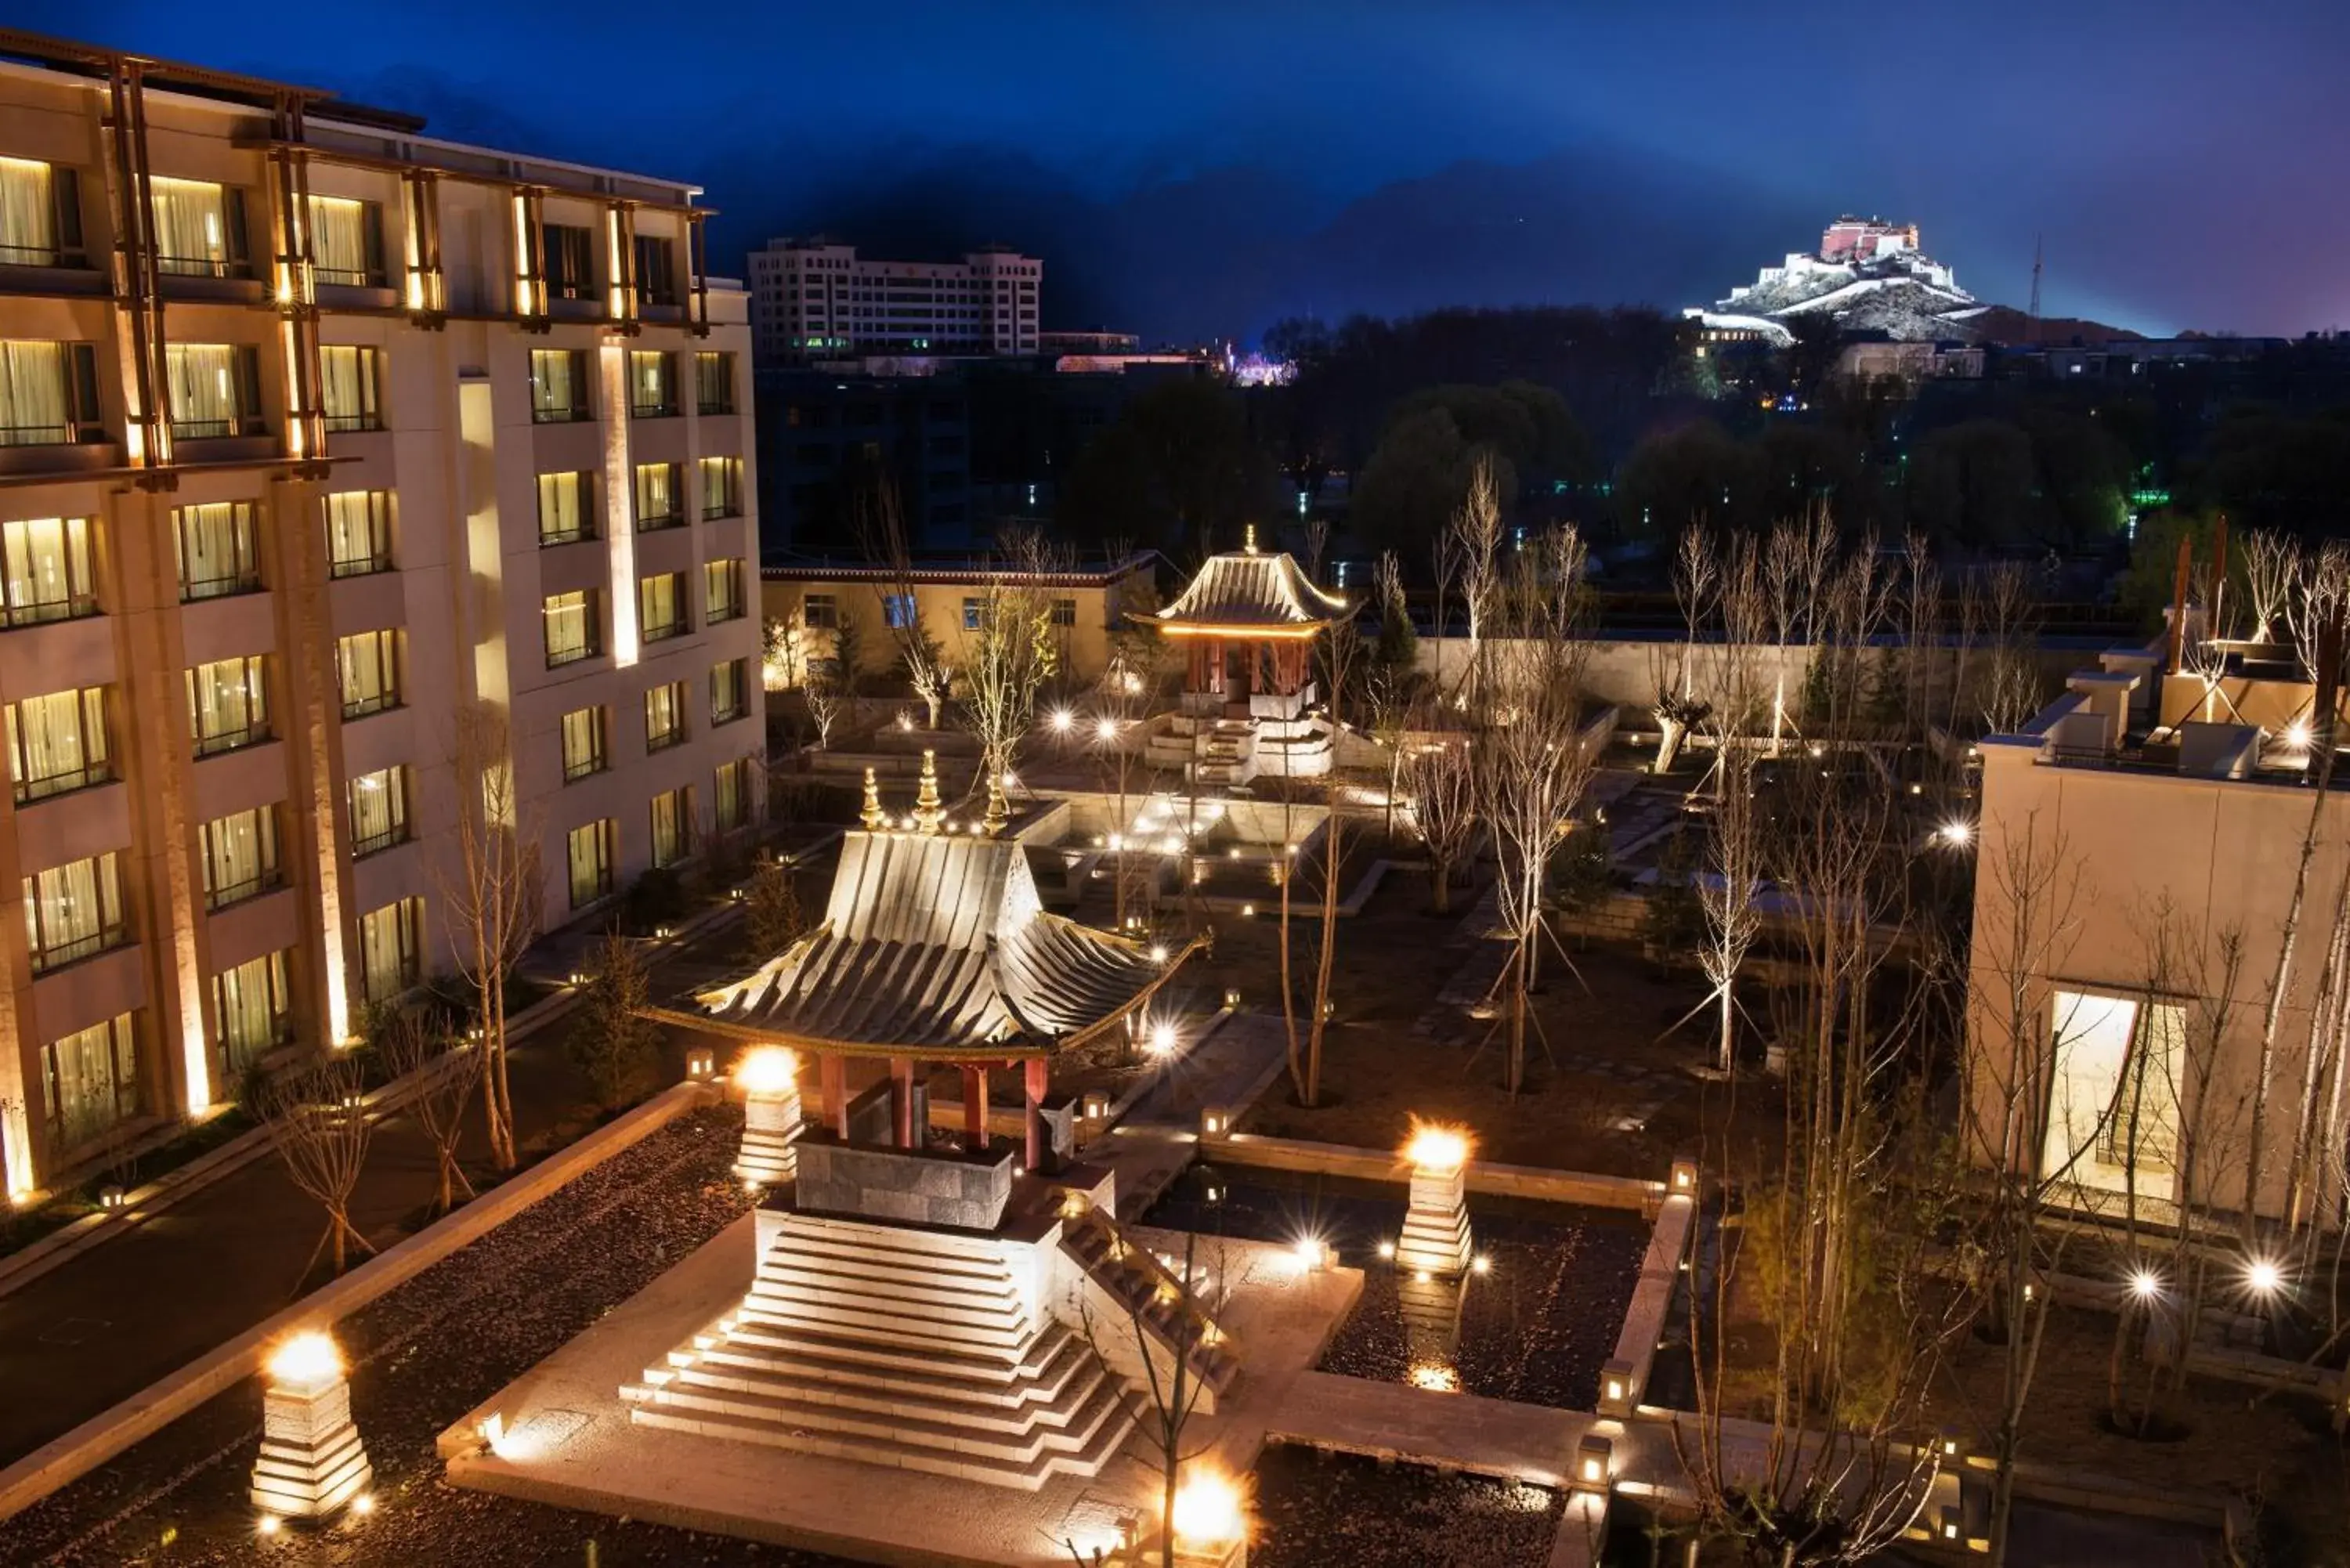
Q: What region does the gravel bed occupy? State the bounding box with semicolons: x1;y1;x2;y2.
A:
0;1107;855;1567
1146;1163;1648;1409
1249;1442;1563;1568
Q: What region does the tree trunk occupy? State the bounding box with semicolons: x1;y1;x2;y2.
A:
1430;858;1452;916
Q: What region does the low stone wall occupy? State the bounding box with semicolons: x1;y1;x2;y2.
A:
794;1134;1015;1230
0;1078;720;1524
1200;1132;1661;1211
1603;1192;1695;1416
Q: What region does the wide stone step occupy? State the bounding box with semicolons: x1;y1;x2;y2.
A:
626;1400;1131;1492
756;1257;1026;1317
627;1371;1134;1469
776;1214;1016;1266
661;1349;1112;1432
772;1225;1018;1281
746;1269;1031;1328
721;1321;1043;1378
736;1291;1034;1352
761;1242;1017;1297
695;1330;1094;1411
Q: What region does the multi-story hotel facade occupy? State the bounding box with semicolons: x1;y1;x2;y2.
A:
0;33;765;1197
747;240;1039;363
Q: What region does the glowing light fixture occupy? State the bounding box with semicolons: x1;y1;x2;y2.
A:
1170;1465;1249;1550
1404;1118;1472;1172
1050;707;1075;734
2245;1256;2284;1295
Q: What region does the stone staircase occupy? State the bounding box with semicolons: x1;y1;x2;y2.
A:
1191;719;1258;786
1058;1206;1242;1400
620;1212;1137;1490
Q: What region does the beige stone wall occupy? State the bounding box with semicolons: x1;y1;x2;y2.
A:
762;565;1158;693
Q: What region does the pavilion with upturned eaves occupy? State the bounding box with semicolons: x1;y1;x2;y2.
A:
1144;527;1350;785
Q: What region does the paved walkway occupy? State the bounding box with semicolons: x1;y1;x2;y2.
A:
1093;1010;1292;1219
0;912;749;1469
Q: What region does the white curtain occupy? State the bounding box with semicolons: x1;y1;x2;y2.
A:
651;789;688;867
175;504;252;596
4;516;86;615
699;456;737;515
338;630;397;712
215;952;287;1071
715;760;745;831
323;491;386;572
635;463;678;524
537;472;586;540
318;346;376;428
0;157;53;260
9;688;102;795
530;349;579;418
187;657;266;746
568;823;609;906
349;768;405;847
202;807;274;901
0;341;66;442
45;1016;134;1147
307;196;367;281
645;681;682;744
544;592;593;662
149;177;226;269
640;572;683;637
164;345;237;432
561;709;603;776
360;900;416;1002
26;852;115;954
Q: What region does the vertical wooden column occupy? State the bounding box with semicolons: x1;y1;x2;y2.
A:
820;1052;848;1138
1024;1058;1049;1171
963;1064;989;1151
891;1056;916;1147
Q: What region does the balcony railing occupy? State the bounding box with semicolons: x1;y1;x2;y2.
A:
545;639;602;670
635;510;685;534
169;415;266;442
314;264;387;288
342;688;402;721
192;722;272;758
707;599;743;623
530;400;591;425
180;569;262;603
156;255;251;279
631;396;678;419
645;725;685;753
2;592;99;627
328;552;393;580
562;751;606;783
322;410;382;434
642;616;687;645
539;522;596;548
0;241;88;269
29;923;128;975
0;418;102;447
351;822;410;858
15;756;114;804
204;866;284;912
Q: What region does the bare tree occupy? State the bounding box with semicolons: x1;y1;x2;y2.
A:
863;475;951;729
1972;562;2045;738
437;702;543;1172
1365;551;1419;840
1403;724;1477;916
1281;619;1358;1108
371;1006;482;1216
742;858;808;960
1448;458;1505;710
2241;528;2298;645
960;526;1063;833
1472;521;1599;1095
258;1054;376;1280
1693;534;1770;1074
1654;523;1717;774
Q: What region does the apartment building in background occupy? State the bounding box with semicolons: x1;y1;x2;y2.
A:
0;31;765;1196
748;240;1039;363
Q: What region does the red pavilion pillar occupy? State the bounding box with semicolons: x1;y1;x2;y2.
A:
891;1057;916;1147
1024;1057;1048;1171
964;1064;989;1151
821;1052;848;1139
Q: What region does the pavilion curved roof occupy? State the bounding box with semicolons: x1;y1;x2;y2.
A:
675;830;1192;1060
1154;547;1350;634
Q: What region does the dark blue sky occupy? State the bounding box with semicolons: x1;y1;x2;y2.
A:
42;0;2350;340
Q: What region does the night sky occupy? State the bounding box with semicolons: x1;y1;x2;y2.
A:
38;0;2350;341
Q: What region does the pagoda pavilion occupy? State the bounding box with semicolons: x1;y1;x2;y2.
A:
1145;526;1350;785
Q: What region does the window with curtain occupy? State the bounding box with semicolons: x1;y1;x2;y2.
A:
561;706;607;782
714;757;749;833
148;176;246;276
536;471;593;545
24;850;125;972
645;681;687;751
306;195;384;287
323;490;392;576
698;455;743;518
710;658;748;725
42;1013;139;1153
6;685;108;801
628;351;675;417
634;234;678;306
359;898;421;1003
650;787;692;869
0;341;67;444
318;345;384;432
703;558;743;623
337;629;401;718
567;819;616;908
348;765;409;856
639;572;687;642
543;223;593;299
200;805;280;909
0;157;62;266
634;462;682;529
173;501;261;600
0;515;95;623
543;590;599;667
528;349;589;422
164;344;258;439
186;655;269;754
212;950;291;1078
695;350;736;415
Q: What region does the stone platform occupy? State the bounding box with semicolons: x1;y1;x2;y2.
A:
439;1213;1361;1566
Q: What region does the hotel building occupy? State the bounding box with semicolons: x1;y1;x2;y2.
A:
747;240;1039;363
0;31;765;1196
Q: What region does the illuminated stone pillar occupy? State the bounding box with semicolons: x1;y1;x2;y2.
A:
1397;1160;1473;1279
599;341;639;667
733;1047;801;1187
251;1333;372;1519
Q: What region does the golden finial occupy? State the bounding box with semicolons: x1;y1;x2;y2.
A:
859;767;884;832
983;767;1009;838
913;750;945;835
1243;522;1258;555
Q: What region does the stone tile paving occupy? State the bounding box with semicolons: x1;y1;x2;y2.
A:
1249;1441;1563;1568
0;1107;855;1568
1145;1165;1648;1411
